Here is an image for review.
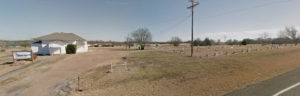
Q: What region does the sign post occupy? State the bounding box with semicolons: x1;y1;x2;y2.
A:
12;51;36;63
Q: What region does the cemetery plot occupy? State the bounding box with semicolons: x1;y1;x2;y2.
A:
67;46;300;96
156;44;299;57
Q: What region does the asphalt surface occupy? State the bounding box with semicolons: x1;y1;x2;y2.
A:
225;67;300;96
281;85;300;96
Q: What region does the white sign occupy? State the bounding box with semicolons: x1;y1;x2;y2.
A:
13;51;32;60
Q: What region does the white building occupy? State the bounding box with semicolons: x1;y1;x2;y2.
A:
31;32;88;55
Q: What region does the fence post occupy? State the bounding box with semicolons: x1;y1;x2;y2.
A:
125;62;128;71
12;51;15;64
110;63;113;72
77;74;80;91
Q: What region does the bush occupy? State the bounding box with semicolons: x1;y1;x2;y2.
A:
102;44;114;47
139;45;145;50
226;39;240;45
170;36;182;46
141;45;145;50
241;40;248;45
66;44;77;54
241;38;255;45
0;49;5;52
193;38;202;46
203;38;212;46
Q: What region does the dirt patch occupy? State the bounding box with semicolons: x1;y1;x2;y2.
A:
0;47;128;96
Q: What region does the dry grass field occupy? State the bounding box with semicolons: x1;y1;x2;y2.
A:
156;43;291;57
68;45;300;96
2;45;300;96
0;48;33;76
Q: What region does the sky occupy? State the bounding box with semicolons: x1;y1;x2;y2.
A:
0;0;300;41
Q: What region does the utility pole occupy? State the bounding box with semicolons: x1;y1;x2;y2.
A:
187;0;199;57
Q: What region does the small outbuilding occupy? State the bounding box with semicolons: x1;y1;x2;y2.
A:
31;32;88;55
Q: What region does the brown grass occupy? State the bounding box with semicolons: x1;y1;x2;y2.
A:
69;47;300;96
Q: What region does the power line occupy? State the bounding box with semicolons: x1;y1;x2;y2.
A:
147;14;193;28
197;0;294;41
157;14;192;34
152;0;293;33
202;0;293;19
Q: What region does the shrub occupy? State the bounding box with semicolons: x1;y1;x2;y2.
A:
0;49;5;52
241;38;255;45
66;44;77;54
102;44;114;47
241;40;248;45
203;38;212;46
170;36;182;46
140;45;145;50
226;39;240;45
193;38;202;46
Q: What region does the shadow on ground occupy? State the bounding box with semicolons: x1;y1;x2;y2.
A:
1;62;14;65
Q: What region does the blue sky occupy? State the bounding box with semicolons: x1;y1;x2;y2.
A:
0;0;299;41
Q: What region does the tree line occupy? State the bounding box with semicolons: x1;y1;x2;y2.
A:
170;26;299;46
237;26;299;45
124;26;299;49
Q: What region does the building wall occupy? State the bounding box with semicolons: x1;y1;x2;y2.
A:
77;41;88;53
31;44;39;53
49;43;66;54
31;40;88;55
31;42;50;55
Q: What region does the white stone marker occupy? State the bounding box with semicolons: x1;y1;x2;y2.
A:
214;52;219;56
180;47;185;55
206;53;210;57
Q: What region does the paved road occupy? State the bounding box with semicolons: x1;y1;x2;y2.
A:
225;67;300;96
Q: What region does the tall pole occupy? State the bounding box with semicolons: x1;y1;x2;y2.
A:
191;3;194;57
188;0;198;57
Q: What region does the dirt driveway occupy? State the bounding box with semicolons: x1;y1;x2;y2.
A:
0;48;127;96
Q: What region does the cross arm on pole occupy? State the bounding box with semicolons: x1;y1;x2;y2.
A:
187;3;199;9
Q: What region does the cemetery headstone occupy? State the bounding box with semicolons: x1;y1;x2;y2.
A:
226;51;231;55
233;50;238;54
206;53;210;57
214;52;219;56
180;47;185;55
247;48;251;53
241;49;246;53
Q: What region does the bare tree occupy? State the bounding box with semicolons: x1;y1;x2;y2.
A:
286;26;298;40
257;32;270;45
125;36;133;49
260;32;269;39
216;39;221;45
278;31;287;38
170;36;182;46
131;28;152;50
223;35;227;42
279;26;298;44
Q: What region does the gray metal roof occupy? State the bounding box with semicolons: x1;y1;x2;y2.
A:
48;41;66;45
35;32;86;41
